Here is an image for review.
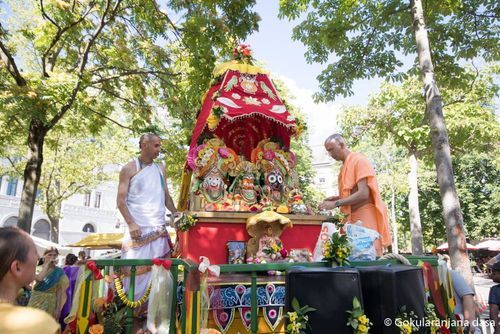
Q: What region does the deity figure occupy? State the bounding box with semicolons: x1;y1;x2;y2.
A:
229;161;261;211
251;139;296;212
245;211;291;263
255;223;284;261
189;138;238;211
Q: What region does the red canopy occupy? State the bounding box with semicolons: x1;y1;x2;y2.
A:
189;65;297;163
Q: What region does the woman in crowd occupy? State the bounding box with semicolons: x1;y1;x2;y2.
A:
28;247;69;320
0;226;60;333
59;253;80;330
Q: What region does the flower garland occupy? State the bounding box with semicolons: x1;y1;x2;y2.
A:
346;297;372;334
114;275;151;308
285;297;316;334
322;223;351;266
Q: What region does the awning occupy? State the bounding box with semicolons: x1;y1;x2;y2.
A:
66;233;123;249
436;242;478;251
474;239;500;252
31;235;75;256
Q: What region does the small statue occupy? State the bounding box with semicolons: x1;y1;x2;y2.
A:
256;223;284;261
245;211;291;263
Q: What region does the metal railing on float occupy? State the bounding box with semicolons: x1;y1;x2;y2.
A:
82;256;438;334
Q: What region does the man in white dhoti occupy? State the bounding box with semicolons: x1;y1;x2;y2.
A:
117;133;178;311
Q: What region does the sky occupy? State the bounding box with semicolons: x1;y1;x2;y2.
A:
243;1;384;146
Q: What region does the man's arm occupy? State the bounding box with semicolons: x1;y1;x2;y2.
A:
117;164;141;239
160;164;178;215
490;303;499;334
462;294;476;332
319;178;370;210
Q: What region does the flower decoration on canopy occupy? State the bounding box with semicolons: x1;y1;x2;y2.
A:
232;44;254;64
346;297;372;334
285;297;316;334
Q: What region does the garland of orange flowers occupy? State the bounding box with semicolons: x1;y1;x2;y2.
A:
113;275;151;308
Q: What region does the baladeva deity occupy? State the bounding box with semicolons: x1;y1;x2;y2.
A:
188;138;238;211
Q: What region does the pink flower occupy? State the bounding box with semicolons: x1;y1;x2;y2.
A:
280;248;288;258
263;149;275;161
218;147;229;158
242;49;251;56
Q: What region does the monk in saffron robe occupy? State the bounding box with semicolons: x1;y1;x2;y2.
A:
318;134;391;256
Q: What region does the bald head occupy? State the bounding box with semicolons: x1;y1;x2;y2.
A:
324;133;347;147
324;133;350;162
139;133;160;149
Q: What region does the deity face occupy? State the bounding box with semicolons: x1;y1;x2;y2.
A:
266;170;284;191
201;169;225;202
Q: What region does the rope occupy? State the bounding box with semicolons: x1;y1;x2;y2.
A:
379;253;412;265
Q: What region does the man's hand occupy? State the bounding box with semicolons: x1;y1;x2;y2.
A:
127;221;142;240
318;200;336;211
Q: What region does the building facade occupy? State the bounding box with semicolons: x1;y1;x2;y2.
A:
0;176;122;245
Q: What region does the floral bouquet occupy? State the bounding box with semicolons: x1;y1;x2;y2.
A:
322;223;351;266
232;44;254;64
320;208;348;224
175;213;198;232
285;297;316;334
346;297;372;334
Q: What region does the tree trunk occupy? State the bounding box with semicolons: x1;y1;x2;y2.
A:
408;150;423;255
17;119;46;234
48;212;60;243
410;0;472;286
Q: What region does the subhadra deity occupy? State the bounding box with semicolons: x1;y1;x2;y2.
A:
229;161;261;211
189;138;238;211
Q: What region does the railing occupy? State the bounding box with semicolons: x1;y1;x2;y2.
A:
87;256;438;334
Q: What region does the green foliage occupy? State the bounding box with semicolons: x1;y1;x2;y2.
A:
279;0;499;101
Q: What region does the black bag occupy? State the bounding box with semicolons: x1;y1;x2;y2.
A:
357;265;427;334
286;266;364;334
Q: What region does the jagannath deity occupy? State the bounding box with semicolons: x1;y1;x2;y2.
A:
251;139;296;212
189;138;238;211
229;161;261;211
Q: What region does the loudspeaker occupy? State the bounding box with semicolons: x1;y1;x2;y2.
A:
286;267;363;334
357;265;426;334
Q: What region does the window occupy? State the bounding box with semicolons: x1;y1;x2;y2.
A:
84;192;91;206
319;177;326;183
82;223;95;233
94;192;102;208
32;219;50;240
6;178;18;196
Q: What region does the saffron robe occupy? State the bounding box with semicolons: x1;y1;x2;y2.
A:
338;152;391;255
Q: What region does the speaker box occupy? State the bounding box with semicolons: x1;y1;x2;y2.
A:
357;265;426;334
286;267;363;334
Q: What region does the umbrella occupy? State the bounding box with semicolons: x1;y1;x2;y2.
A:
436;242;478;251
475;239;500;252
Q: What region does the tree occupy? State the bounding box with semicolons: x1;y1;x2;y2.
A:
0;0;259;233
279;0;498;284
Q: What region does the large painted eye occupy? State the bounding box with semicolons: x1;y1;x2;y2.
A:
207;176;213;182
277;175;283;183
268;174;276;183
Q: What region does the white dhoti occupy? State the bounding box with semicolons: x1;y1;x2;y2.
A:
121;158;172;302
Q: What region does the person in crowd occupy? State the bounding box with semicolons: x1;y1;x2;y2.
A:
318;133;391;256
28;247;69;320
0;227;60;333
117;133;180;331
489;261;500;334
59;253;80;330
